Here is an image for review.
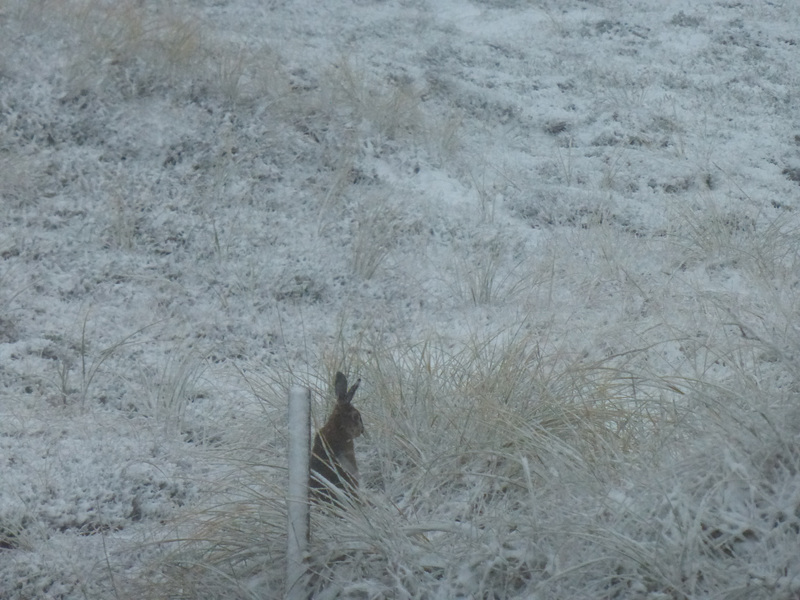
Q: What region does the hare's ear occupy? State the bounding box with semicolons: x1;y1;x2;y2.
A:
345;378;361;404
335;372;348;402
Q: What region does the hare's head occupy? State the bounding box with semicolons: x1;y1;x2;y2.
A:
330;371;364;440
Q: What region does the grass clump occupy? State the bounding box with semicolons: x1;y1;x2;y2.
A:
61;0;206;98
140;326;701;598
133;319;800;599
323;59;425;143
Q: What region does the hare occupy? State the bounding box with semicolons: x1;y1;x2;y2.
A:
309;372;365;505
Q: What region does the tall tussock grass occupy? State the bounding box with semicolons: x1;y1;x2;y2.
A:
9;0;288;104
126;326;800;599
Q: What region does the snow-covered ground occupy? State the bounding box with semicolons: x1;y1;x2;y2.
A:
1;0;799;597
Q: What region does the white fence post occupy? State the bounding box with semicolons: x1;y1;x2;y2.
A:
286;385;311;600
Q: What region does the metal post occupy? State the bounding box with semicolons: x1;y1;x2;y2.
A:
286;385;310;600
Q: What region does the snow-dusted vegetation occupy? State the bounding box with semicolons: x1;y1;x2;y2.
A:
1;0;799;597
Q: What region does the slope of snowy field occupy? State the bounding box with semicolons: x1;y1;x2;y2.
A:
1;0;799;598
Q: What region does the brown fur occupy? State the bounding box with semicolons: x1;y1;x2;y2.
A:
309;372;364;506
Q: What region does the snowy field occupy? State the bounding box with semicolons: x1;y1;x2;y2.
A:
1;0;799;597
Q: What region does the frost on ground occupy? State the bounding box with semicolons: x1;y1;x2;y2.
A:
0;0;799;598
